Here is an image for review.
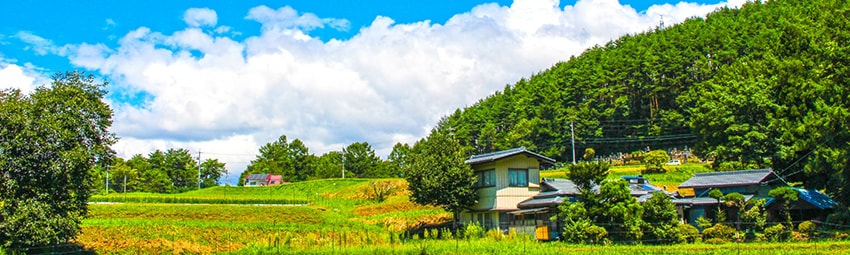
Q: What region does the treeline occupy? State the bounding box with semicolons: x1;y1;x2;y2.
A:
94;148;226;193
236;135;412;185
437;0;850;204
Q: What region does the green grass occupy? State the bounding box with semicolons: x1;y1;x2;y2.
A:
541;163;712;191
234;237;850;254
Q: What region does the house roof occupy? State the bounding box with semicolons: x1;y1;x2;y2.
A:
246;174;270;180
673;194;757;206
793;188;835;210
678;168;786;189
465;146;556;166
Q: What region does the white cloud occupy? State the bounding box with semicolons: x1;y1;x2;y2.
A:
56;0;742;180
0;59;49;94
246;5;351;32
184;8;218;27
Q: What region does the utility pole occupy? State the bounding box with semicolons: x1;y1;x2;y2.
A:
571;121;576;165
105;165;109;194
197;150;202;189
123;175;127;193
341;148;346;179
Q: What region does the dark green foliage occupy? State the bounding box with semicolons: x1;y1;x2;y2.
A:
642;192;679;244
404;132;477;226
741;199;768;232
387;143;411;177
798;221;816;238
722;192;746;230
702;224;736;243
200;159;226;188
434;0;850;205
769;187;799;225
676;224;700;243
567;161;610;193
243;135;314;183
0;72;115;248
764;224;791;242
642;150;670;174
556;202;607;244
343;142;382;178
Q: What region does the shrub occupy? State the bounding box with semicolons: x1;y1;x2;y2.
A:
485;229;503;241
584;225;608;245
677;224;700;243
702;224;736;242
798;221;817;238
764;224;791;242
696;216;713;230
704;238;728;244
463;222;484;240
826;210;850;227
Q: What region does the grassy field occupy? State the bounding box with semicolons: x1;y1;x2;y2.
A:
78;169;848;254
540;163;712;192
78;178;451;253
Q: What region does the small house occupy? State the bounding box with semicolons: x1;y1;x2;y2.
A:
673;168;835;226
244;173;283;187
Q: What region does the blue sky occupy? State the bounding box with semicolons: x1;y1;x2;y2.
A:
1;0;738;184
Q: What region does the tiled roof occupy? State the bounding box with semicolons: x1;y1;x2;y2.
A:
246;174;270;180
793;188;835;210
673;194;756;205
465;147;556;166
678;169;784;188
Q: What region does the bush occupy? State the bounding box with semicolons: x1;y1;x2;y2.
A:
798;221;817;238
485;229;503;241
826;210;850;227
584;225;608;245
696;216;713;230
702;224;736;242
463;222;484;240
704;238;728;244
764;224;791;242
677;224;700;243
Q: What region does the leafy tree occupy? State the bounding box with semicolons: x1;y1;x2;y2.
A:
708;188;726;223
312;151;343;179
642;192;679;244
387;142;411;177
567;160;610;195
741;199;767;233
769;187;799;225
643;150;670;174
0;72;115;248
200;159;226;187
554;202;607;244
404;132;477;229
243;135;313;183
722;192;746;230
597;179;644;241
343;142;382;178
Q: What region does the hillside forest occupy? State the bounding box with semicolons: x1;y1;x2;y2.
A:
436;0;850;205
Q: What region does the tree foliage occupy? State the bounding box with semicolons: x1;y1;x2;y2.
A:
433;0;850;205
404;132;477;226
567;161;610;194
642;150;670;174
0;72;115;248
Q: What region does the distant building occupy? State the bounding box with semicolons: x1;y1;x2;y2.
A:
244;174;283;187
673;168;835;226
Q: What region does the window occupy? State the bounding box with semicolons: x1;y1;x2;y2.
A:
475;169;496;188
508;169;528;187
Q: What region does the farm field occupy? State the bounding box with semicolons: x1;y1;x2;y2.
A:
77;173;847;254
77;178;451;253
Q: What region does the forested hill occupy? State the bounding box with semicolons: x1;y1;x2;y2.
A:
437;0;849;197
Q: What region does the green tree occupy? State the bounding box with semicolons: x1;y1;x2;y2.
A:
243;135;314;183
567;161;610;195
200;159;226;188
643;150;670;174
343;142;382;178
598;179;645;241
769;187;799;225
312;151;343;179
722;192;746;230
642;192;679;244
708;188;726;223
0;72;115;248
387;142;411;177
404;132;477;229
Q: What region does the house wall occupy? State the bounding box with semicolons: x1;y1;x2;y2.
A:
469;154;541;211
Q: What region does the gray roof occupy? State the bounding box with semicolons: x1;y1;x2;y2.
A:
678;169;785;189
246;174;270;180
674;194;756;206
465;146;556;166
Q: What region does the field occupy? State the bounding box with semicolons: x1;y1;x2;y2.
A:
77;178;451;253
540;163;713;192
77;170;850;254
